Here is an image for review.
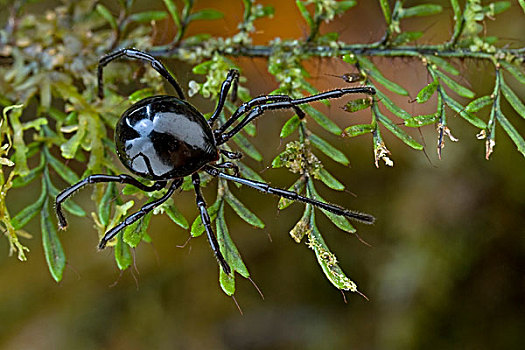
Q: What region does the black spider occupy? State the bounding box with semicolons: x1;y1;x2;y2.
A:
55;48;376;275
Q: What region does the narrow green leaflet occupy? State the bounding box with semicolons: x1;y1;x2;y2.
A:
296;0;313;27
11;154;44;188
162;0;181;29
98;182;115;227
41;200;66;282
6;104;29;175
123;212;153;248
308;213;358;292
399;4;443;18
289;204;312;243
216;206;250;291
379;0;392;24
435;70;475;99
343;98;371;113
375;90;412;120
46;151;80;184
95;4;118;30
187;9;224;21
501;81;525;119
442;93;487;128
404;114;438;127
376;109;423;150
280;115;300;138
425;56;459;75
302;105;342;135
11;179;46;230
316;168;345;191
343;124;374;137
164;203;189;229
114;233;132;271
416;79;438;103
500;61;525;85
129;11;168;23
309;134;349;165
219;268;236;296
357;57;409;96
496;110;525;157
238;162;265;183
224;188;265;228
232;133;262;161
465;95;493;113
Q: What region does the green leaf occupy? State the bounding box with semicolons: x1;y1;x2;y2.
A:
379;0;392;24
308;214;358;291
46;152;80;184
416;79;438;103
375;90;412;120
225;189;265;228
343;98;371;113
163;0;181;29
217;206;249;278
404;114;438;127
96;4;118;30
336;1;357;13
357;57;409;96
302;105;342;135
232;133;262;161
483;2;511;16
343;124;374;137
316;168;345;191
501;81;525;119
391;31;424;45
123;212;153;248
376;111;423;150
296;0;313;27
465;95;493;113
11;180;46;230
309;134;349;165
41;201;66;282
442;93;487;128
496;110;525;157
219;268;235;296
98;182;115;227
129;11;168;23
187;9;224;22
399;4;442;18
164;203;189;229
280;115;300;138
192;60;213;75
426;56;459;75
500;61;525;85
435;70;475;99
238;162;265;183
114;232;132;271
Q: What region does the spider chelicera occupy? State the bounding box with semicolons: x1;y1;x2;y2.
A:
55;48;376;275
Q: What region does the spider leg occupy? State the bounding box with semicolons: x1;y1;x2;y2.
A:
219;148;243;160
97;48;185;100
214;95;306;136
216;87;376;145
192;173;231;275
98;178;183;249
213;162;240;176
205;166;375;224
55;174;167;230
208;69;240;127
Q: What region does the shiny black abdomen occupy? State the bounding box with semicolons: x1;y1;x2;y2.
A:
115;95;219;180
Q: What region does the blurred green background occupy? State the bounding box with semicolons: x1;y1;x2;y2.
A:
1;1;524;349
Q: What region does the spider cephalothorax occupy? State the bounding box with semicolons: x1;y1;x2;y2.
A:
55;48;375;275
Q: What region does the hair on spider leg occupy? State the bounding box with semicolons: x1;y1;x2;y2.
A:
56;48;375;288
